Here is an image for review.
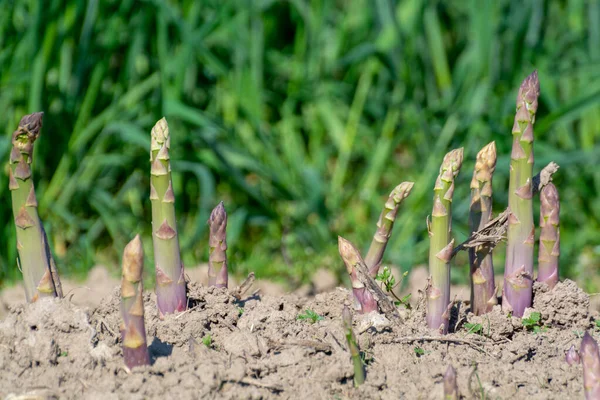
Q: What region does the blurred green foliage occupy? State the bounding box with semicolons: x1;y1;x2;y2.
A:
1;0;600;289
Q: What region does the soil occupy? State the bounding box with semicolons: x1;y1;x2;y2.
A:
0;277;595;400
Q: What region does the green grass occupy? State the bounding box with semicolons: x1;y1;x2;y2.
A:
1;0;600;291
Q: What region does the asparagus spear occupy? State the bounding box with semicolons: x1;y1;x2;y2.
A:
342;305;365;387
338;237;378;313
150;118;187;316
443;364;459;400
537;183;560;289
365;182;415;277
208;202;228;288
565;344;581;366
469;142;497;315
503;71;539;317
426;148;464;333
9;112;61;302
120;235;150;369
581;331;600;399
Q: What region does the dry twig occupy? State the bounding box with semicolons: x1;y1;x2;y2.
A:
231;272;256;300
452;162;559;257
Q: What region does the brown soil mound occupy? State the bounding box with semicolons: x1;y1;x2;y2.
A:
0;279;595;399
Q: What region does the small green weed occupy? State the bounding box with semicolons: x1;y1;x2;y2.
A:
464;322;483;335
522;312;547;333
202;335;213;348
414;347;425;357
297;309;324;324
375;267;411;309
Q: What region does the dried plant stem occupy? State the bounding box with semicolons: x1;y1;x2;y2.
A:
451;162;559;257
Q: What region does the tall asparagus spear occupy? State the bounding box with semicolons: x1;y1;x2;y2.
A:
426;148;463;333
208;202;228;288
469;142;497;315
581;331;600;399
338;237;378;313
443;365;459;400
537;183;559;289
342;305;365;387
120;235;150;369
9;112;61;302
365;182;415;277
503;71;539;317
150;118;187;316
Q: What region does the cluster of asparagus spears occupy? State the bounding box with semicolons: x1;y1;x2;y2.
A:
7;72;595;395
8;114;230;369
339;71;560;330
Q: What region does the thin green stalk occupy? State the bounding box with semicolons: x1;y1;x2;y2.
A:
342;305;365;387
365;182;414;277
338;237;378;313
208;201;228;288
537;183;559;289
427;148;463;333
150;117;187;316
9;113;61;302
469;142;497;315
503;71;539;317
120;235;150;369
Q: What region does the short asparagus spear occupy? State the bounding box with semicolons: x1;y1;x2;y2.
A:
444;365;459;400
469;142;497;315
120;235;150;369
365;182;415;277
565;344;581;366
9;112;61;302
581;331;600;399
150;118;187;317
338;237;378;313
342;306;365;387
503;71;539;317
537;183;560;289
208;202;228;288
427;148;464;333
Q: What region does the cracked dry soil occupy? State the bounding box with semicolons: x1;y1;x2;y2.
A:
0;279;594;399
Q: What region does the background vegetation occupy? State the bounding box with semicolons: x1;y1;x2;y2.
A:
1;0;600;291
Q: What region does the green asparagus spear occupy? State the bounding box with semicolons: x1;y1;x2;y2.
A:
150;118;187;316
365;182;414;277
427;148;463;333
443;365;459;400
9;112;61;302
503;71;539;317
338;237;378;313
342;305;365;387
469;142;497;315
537;183;559;289
120;235;150;369
208;202;228;288
581;331;600;399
